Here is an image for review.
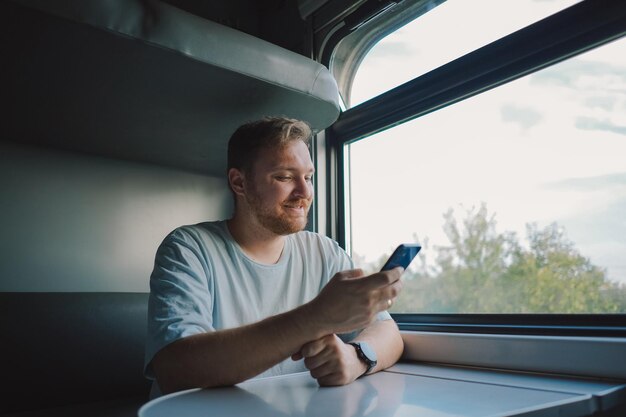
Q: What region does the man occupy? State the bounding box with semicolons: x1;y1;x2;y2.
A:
144;117;403;397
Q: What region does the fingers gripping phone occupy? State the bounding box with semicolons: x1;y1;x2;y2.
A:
380;244;421;271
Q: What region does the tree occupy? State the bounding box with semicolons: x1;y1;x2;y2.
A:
426;204;520;312
504;223;624;313
356;204;626;313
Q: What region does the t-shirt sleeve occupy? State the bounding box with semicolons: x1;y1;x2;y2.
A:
144;228;214;379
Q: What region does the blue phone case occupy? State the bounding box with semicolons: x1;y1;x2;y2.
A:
380;244;422;271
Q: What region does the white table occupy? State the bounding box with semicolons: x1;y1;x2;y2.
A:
139;364;625;417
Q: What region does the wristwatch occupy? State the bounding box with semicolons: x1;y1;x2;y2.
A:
349;342;377;376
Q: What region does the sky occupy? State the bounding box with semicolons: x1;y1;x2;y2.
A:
345;0;626;284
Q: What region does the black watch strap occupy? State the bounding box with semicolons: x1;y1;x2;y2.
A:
349;342;377;376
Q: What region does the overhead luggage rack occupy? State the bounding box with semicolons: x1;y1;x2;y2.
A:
1;0;341;175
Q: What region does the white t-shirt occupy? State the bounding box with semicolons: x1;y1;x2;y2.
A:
144;221;390;394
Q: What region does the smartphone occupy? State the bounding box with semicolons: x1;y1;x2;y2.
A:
380;244;421;271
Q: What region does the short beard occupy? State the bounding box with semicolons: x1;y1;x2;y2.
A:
246;190;310;236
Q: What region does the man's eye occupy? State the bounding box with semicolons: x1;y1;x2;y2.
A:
276;176;292;181
305;176;313;183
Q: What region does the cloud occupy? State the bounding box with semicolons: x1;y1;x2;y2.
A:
531;61;591;87
544;172;626;191
561;196;626;283
539;173;626;282
530;59;626;90
500;104;543;130
584;96;617;111
542;174;626;283
575;117;626;136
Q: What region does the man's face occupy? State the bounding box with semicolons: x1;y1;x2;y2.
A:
244;140;314;235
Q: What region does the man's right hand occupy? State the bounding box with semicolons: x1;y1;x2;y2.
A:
306;267;403;335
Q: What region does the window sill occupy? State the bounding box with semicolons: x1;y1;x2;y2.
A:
401;331;626;380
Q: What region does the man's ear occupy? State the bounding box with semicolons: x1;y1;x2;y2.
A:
228;168;246;197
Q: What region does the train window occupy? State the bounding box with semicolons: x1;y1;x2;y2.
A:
349;0;581;107
346;37;626;314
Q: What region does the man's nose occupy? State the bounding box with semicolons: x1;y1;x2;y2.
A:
293;177;312;199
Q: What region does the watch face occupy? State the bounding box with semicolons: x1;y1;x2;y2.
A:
359;342;377;362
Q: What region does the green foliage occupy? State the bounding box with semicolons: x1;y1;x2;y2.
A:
355;204;626;313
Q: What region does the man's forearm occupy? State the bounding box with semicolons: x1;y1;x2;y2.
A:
353;319;403;374
153;268;403;393
153;303;325;393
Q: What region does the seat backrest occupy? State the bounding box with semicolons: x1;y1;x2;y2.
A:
0;292;151;413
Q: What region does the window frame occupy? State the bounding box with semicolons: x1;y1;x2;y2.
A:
325;0;626;335
394;314;626;337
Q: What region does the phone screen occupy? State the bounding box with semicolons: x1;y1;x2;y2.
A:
380;244;421;271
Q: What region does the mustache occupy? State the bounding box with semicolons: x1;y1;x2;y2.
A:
283;199;311;209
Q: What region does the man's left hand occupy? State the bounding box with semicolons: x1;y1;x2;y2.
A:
292;334;367;386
